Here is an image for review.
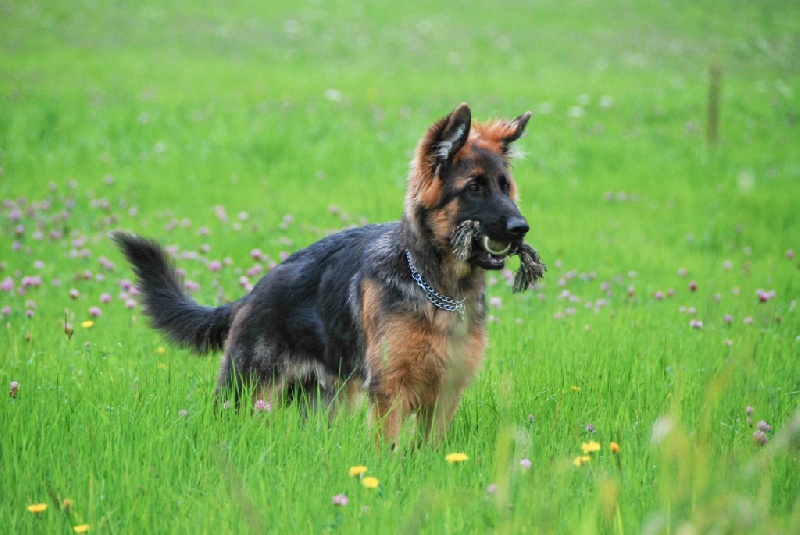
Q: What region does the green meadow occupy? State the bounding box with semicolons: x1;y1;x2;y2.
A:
2;0;798;532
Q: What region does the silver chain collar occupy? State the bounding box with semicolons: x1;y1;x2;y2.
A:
405;250;465;318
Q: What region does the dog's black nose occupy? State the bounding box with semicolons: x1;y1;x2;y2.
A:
506;216;529;238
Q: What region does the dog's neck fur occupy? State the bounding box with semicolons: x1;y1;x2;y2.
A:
398;214;485;300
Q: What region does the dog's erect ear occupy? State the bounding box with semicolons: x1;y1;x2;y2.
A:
501;111;532;154
429;103;472;174
411;104;472;208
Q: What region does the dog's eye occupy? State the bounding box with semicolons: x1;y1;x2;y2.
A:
467;177;485;193
499;179;511;194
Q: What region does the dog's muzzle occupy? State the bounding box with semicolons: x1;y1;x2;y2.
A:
449;218;545;289
449;219;527;270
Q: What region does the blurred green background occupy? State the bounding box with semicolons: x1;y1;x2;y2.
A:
1;1;798;532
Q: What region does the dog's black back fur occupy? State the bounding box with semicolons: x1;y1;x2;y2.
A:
114;224;401;388
224;223;397;385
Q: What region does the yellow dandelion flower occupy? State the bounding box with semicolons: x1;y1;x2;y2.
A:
445;452;469;464
349;465;367;477
361;476;379;489
610;442;620;454
573;456;592;467
27;503;47;513
74;525;90;533
156;346;165;354
81;321;94;329
571;385;581;392
581;441;601;454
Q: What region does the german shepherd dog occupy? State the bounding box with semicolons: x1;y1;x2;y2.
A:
114;103;545;445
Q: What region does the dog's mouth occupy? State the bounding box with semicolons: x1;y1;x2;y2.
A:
472;236;517;269
449;219;546;291
449;220;523;270
483;236;512;257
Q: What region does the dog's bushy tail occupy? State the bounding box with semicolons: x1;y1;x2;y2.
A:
113;232;234;354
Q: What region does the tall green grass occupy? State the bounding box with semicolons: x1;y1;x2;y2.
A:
2;0;798;532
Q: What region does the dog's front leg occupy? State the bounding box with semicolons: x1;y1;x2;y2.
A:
369;393;410;448
417;383;465;444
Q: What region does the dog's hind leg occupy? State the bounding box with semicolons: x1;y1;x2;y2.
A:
214;334;287;413
252;379;287;413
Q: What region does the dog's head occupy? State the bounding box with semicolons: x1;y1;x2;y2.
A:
406;103;531;270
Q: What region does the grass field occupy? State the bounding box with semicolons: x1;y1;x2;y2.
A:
2;0;799;532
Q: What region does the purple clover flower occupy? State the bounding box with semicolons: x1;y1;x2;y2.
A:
184;281;201;292
21;276;42;288
752;430;767;446
0;277;13;292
